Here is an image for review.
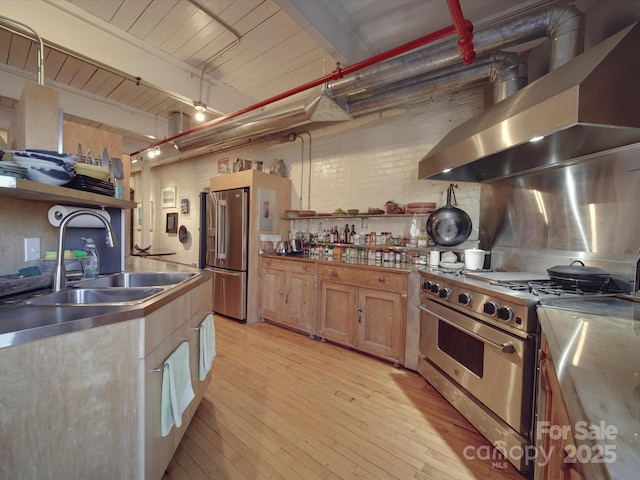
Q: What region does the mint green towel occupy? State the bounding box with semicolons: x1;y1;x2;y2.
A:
199;313;216;381
160;342;195;437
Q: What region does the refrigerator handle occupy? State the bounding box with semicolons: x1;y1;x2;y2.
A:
216;199;227;259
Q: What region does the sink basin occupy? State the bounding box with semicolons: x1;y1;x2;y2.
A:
76;272;196;288
25;287;164;305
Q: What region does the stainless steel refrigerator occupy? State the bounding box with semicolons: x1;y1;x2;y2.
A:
204;188;249;322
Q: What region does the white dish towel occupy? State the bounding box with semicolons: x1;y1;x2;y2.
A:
199;313;216;381
160;342;195;437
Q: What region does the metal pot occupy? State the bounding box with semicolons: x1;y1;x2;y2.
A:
547;260;611;291
275;240;291;255
290;239;303;253
426;184;472;247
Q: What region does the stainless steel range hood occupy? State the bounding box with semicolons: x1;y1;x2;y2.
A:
419;21;640;183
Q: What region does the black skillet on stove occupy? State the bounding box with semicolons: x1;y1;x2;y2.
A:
547;260;612;292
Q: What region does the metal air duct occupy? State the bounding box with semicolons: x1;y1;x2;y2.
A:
173;4;584;156
419;21;640;183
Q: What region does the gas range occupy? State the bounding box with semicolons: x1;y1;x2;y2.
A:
418;268;623;335
419;269;549;335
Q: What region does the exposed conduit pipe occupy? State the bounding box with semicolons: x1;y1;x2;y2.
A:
0;16;44;85
327;4;582;98
132;3;582;158
129;4;468;157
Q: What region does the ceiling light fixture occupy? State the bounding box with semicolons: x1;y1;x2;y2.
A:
194;100;206;122
147;146;161;159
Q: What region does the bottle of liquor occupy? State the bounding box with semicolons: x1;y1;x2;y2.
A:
344;224;350;244
350;225;356;244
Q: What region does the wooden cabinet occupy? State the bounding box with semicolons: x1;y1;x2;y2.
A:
318;264;407;364
536;334;585;480
259;257;316;336
141;278;213;480
319;281;356;344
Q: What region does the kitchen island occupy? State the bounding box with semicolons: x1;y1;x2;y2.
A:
537;300;640;480
0;257;213;479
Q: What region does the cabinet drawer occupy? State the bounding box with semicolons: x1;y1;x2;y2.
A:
261;257;314;275
189;279;212;318
142;295;189;357
319;265;406;292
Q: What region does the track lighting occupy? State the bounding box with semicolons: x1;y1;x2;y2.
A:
147;146;161;159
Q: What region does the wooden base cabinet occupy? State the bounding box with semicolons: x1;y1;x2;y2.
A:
535;334;585;480
259;257;316;336
318;265;406;364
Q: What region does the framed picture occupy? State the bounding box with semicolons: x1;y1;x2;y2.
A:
258;188;275;231
161;186;176;208
217;157;229;174
166;212;178;233
180;198;190;214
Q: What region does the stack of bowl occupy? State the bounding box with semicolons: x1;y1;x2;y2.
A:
5;149;76;186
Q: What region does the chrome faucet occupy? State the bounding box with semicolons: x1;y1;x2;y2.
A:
52;209;118;292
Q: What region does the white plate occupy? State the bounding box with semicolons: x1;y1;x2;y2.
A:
439;261;465;269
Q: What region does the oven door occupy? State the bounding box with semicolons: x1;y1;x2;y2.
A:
419;300;534;436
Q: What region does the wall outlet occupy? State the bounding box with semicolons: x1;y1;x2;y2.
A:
24;237;41;262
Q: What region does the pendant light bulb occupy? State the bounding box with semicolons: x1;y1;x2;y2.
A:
147;148;156;159
194;100;207;122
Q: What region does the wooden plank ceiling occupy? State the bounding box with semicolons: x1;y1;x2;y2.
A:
0;0;550;154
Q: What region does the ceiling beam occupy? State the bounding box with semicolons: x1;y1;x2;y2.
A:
275;0;377;66
1;0;255;115
0;63;162;152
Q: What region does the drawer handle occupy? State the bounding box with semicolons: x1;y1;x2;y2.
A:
148;338;191;372
188;326;201;331
378;277;386;283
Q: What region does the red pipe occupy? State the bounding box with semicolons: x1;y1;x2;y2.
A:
446;0;476;64
131;7;474;157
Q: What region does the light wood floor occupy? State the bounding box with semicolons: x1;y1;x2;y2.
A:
163;316;526;480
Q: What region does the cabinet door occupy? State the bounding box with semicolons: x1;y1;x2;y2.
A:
284;272;315;333
260;268;284;321
356;287;405;362
538;339;584;480
319;281;356;345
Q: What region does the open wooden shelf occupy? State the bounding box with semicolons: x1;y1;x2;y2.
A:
0;176;135;209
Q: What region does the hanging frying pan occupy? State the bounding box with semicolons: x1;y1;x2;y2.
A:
426;184;472;247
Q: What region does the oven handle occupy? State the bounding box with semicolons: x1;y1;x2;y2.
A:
418;304;515;354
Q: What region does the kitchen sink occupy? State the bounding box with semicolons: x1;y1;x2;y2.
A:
75;272;196;288
25;287;164;306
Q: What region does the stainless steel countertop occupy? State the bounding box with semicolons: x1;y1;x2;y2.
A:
537;300;640;480
0;257;211;349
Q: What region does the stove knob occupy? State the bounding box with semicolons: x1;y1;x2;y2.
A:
458;292;472;306
483;301;498;316
497;306;514;321
430;284;440;294
423;281;432;290
438;287;451;299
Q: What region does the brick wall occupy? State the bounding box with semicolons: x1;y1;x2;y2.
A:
131;86;486;267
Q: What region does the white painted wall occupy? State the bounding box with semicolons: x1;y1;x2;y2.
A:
131;86;487;267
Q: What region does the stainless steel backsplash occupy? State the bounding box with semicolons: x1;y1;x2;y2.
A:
480;143;640;281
